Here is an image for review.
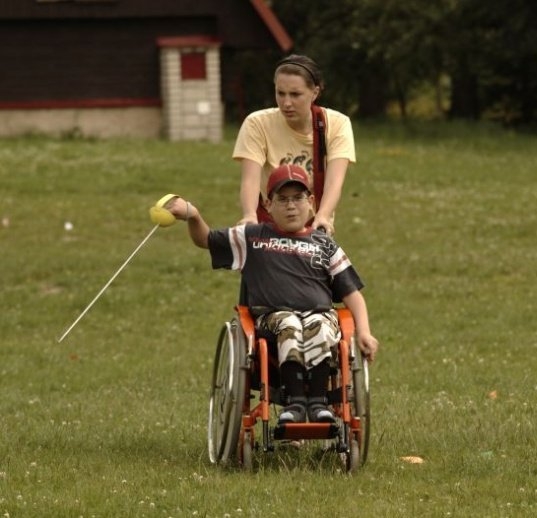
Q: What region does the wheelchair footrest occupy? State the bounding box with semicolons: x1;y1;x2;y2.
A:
273;422;340;441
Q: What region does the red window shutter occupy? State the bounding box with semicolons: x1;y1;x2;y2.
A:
180;52;206;80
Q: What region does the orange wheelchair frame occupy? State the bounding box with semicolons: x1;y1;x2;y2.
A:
208;305;370;472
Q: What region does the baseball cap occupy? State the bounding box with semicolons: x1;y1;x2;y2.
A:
267;164;311;198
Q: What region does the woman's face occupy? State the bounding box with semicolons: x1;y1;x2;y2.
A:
274;73;319;129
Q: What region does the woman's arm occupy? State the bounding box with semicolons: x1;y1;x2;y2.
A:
238;158;263;225
312;157;349;233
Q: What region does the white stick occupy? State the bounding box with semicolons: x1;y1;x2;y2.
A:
58;224;160;343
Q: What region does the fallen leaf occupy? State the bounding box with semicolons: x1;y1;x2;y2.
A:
488;390;498;400
400;456;425;464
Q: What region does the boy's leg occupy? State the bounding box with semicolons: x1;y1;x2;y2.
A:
278;361;307;423
256;311;307;423
307;359;330;399
307;360;335;423
280;360;306;399
302;310;341;368
256;310;304;365
301;310;341;423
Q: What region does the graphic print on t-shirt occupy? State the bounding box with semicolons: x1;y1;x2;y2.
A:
278;150;313;174
248;232;335;270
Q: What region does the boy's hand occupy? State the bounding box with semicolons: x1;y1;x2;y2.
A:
357;333;379;363
150;194;196;226
149;194;179;227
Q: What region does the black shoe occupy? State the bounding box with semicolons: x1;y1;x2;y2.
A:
278;397;307;425
307;397;336;423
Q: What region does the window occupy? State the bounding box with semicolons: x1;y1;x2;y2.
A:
180;52;206;80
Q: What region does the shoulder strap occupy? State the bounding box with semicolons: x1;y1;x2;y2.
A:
311;105;327;212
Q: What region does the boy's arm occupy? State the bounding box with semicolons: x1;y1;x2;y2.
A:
166;197;210;249
342;290;379;362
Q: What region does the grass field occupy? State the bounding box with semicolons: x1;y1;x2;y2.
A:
1;122;536;517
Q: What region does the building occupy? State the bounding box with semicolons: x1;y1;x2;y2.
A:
0;0;292;140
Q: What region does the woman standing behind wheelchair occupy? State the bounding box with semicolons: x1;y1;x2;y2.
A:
233;54;355;236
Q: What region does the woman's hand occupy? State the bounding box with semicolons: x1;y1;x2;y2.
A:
312;214;334;236
237;214;258;226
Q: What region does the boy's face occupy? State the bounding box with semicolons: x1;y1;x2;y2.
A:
266;183;314;233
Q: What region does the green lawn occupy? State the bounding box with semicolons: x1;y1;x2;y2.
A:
1;122;536;517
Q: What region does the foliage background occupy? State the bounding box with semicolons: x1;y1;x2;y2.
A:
236;0;537;125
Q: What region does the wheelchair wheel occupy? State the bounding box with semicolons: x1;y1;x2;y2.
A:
352;353;371;465
207;318;247;464
344;438;360;473
240;430;254;471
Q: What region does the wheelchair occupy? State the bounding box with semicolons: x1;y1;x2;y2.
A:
207;305;371;472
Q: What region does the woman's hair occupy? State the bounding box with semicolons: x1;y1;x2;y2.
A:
274;54;324;92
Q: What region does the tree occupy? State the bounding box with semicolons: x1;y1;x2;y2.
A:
269;0;537;123
272;0;450;119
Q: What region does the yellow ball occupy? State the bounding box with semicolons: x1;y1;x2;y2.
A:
149;206;176;227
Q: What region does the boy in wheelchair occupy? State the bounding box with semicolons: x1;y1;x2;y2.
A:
151;164;378;426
